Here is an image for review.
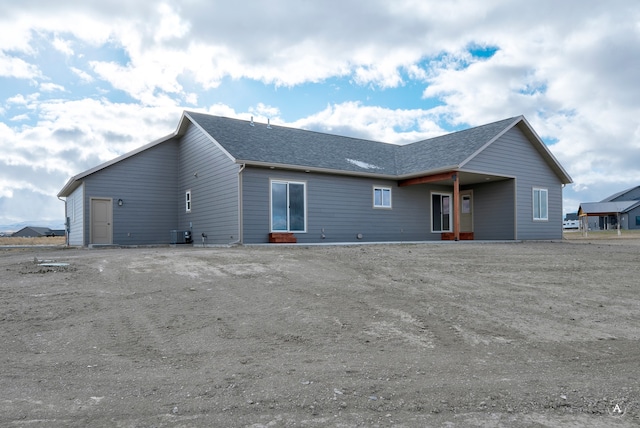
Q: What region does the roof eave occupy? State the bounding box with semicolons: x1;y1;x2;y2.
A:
395;165;461;181
239;160;463;181
238;160;398;180
57;177;81;198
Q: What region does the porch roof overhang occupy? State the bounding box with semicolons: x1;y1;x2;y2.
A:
398;169;513;187
578;201;640;217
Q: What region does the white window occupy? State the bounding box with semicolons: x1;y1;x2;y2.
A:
185;190;192;213
373;186;392;208
533;188;548;220
271;180;306;232
431;192;452;232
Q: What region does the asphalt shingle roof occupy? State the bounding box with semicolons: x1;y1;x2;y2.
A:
187;112;521;177
59;111;572;197
601;185;640;202
579;201;640;214
187;112;399;176
12;226;53;236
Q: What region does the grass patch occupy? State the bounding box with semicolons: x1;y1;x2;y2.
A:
564;229;640;240
0;236;66;246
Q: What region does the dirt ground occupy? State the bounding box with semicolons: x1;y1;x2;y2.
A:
1;239;638;427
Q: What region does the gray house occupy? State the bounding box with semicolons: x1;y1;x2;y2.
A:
578;185;640;230
57;112;572;246
12;226;60;237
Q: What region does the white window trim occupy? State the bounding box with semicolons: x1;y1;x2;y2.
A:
185;189;192;213
373;186;392;209
270;179;307;233
533;187;548;221
431;192;453;233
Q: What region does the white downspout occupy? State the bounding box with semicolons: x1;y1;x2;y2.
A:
57;196;68;246
230;163;245;245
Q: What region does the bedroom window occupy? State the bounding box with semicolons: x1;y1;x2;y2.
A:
271;180;306;232
533;188;548;220
185;190;192;213
373;186;392;208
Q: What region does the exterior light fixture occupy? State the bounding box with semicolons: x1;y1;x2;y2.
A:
118;199;124;206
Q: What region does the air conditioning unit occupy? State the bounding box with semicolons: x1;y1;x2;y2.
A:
170;230;186;244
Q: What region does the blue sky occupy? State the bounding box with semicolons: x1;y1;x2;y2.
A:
1;0;639;229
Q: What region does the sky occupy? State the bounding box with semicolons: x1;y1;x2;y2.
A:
1;0;639;229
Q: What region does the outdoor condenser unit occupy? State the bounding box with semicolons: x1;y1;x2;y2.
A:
170;230;192;244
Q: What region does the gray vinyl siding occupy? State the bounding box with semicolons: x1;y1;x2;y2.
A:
464;126;564;240
469;180;515;240
177;123;240;245
627;206;640;230
242;167;434;244
67;184;84;246
82;140;179;245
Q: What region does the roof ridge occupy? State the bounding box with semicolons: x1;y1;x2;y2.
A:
407;116;521;145
186;111;396;147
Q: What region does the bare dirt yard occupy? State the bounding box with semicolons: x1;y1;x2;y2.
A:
1;239;638;427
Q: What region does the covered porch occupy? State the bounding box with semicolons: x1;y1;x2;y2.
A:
399;170;515;241
577;201;638;236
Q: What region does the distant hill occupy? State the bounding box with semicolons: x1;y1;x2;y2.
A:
0;220;66;235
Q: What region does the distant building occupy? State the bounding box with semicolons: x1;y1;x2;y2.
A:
578;185;640;230
11;226;62;237
562;212;580;229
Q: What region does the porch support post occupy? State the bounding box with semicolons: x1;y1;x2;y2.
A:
453;173;460;241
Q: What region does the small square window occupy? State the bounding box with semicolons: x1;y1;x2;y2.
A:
374;187;391;208
185;190;192;213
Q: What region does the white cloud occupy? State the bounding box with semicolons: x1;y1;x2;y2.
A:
70;67;94;82
249;103;281;122
10;114;30;122
40;82;65;92
52;36;74;56
1;99;180;178
1;0;640;223
154;3;190;43
0;52;40;79
6;93;39;106
291;101;445;144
